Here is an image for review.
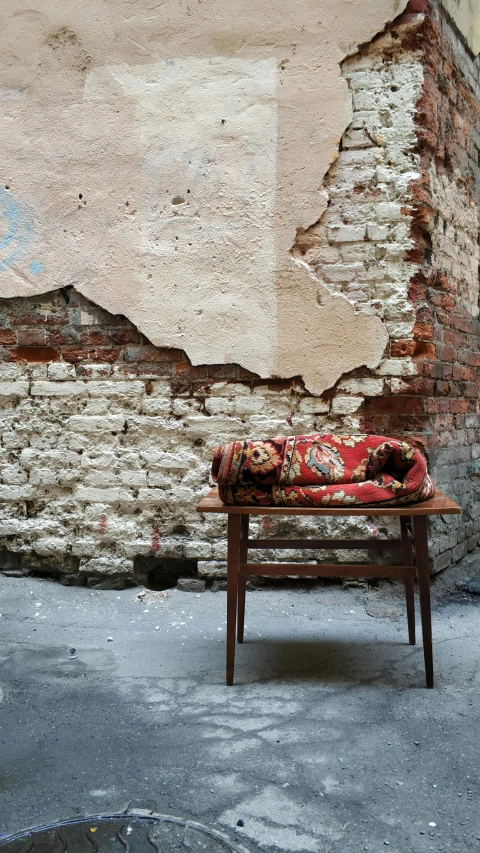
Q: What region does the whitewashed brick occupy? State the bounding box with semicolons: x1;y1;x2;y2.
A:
184;541;213;560
209;382;251;396
328;224;366;243
367;223;390;241
31;381;87;397
331;396;363;415
0;485;34;500
298;398;330;414
0;382;29;397
120;470;147;487
338;378;384;395
0;465;28;485
233;396;265;416
35;537;68;557
87;381;145;397
76;487;134;503
68;415;126;432
142;397;171;414
30;469;59;486
376;202;402;221
79;556;134;576
0;365;23;380
376;358;417;377
197;560;227;578
204;397;234;415
47;363;76;381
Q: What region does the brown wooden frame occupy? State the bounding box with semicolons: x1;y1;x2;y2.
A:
196;488;461;688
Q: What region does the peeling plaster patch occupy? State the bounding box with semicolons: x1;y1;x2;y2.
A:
430;168;480;317
0;1;409;393
289;20;425;390
84;57;278;374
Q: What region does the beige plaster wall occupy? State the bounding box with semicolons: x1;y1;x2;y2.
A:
0;0;408;394
441;0;480;55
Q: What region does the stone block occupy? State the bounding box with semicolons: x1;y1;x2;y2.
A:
177;577;206;592
79;556;135;576
184;541;213;560
197;560;227;577
35;537;69;557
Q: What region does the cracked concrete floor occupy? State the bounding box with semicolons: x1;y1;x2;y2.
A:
0;561;479;853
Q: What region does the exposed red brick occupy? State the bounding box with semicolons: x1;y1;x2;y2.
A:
390;340;416;357
11;346;60;362
412;321;433;341
0;330;16;345
365;397;424;415
413;341;436;359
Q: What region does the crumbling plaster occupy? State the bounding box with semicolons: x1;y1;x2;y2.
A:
0;0;410;395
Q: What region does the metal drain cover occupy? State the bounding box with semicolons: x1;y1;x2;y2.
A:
0;814;250;853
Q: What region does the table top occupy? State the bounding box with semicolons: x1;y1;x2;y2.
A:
196;487;461;517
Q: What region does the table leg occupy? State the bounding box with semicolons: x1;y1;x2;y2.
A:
237;515;249;643
400;516;416;645
413;515;434;688
226;513;241;685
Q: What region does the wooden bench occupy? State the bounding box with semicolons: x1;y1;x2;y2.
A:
196;488;461;688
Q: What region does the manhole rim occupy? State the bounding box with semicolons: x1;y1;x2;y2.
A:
0;811;251;853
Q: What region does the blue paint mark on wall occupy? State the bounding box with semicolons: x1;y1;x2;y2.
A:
29;261;43;274
0;186;34;272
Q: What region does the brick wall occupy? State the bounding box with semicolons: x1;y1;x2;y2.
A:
0;287;402;585
0;0;478;584
364;0;480;569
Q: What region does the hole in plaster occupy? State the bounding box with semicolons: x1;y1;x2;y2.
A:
78;193;83;199
187;189;191;194
221;118;226;125
4;184;10;190
135;556;198;590
171;196;185;205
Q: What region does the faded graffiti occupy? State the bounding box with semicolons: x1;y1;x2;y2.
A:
0;187;42;275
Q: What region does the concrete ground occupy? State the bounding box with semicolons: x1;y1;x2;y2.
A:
1;555;480;853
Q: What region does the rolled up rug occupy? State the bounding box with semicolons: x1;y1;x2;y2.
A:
211;433;435;507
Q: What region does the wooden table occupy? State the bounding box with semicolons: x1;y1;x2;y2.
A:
197;488;461;688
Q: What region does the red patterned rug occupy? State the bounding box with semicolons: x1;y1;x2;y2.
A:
211;434;435;507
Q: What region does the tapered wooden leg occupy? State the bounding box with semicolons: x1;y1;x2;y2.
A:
226;513;241;685
400;516;416;645
413;515;434;688
237;515;249;643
